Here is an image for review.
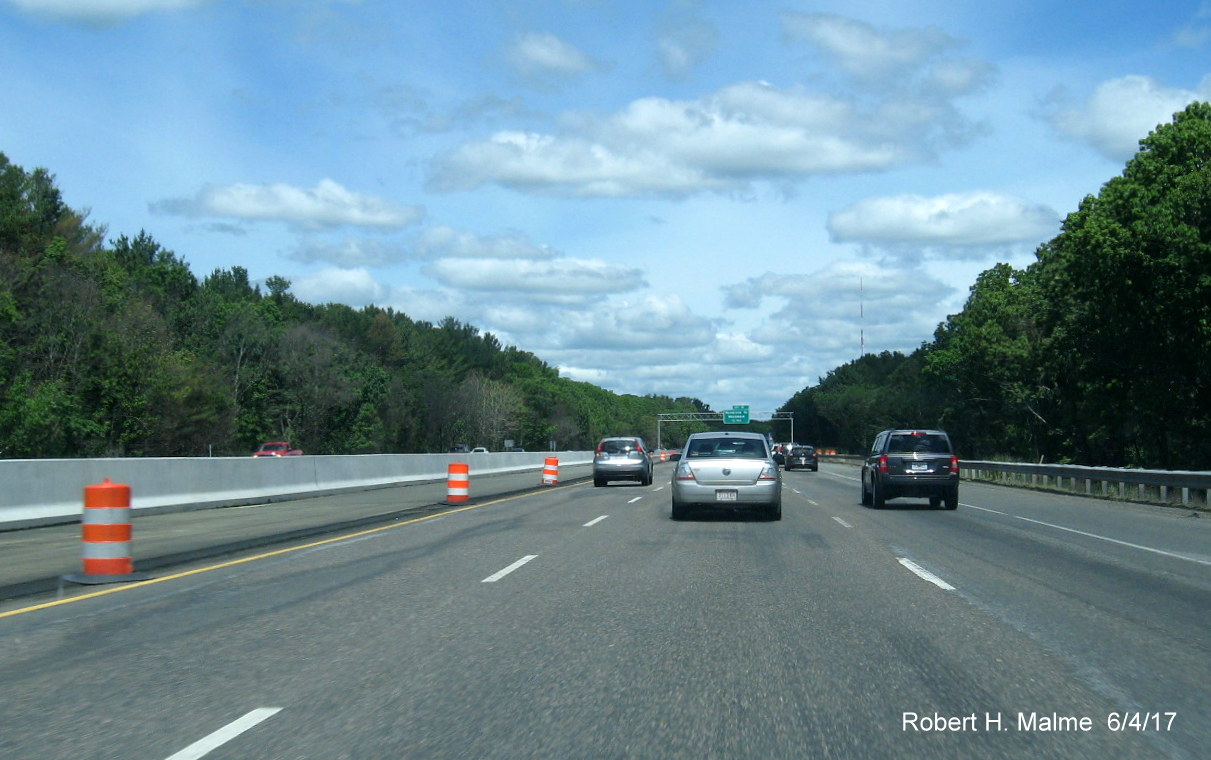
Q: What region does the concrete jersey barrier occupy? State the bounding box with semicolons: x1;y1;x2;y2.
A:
1;452;594;530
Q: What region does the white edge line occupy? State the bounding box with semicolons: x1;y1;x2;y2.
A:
482;555;538;583
165;708;283;760
584;515;609;527
898;557;956;591
965;504;1211;567
831;516;852;528
1011;514;1211;566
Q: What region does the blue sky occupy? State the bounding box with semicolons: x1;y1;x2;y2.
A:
3;1;1209;416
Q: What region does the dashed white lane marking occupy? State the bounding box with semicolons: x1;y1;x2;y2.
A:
963;504;1211;567
584;515;609;527
898;557;956;591
627;496;643;504
482;555;538;583
831;516;853;528
165;708;282;760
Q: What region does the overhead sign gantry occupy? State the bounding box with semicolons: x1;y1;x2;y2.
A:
656;409;793;449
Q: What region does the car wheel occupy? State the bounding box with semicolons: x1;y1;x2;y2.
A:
767;500;782;521
872;478;886;508
671;499;689;520
944;487;959;510
861;476;872;506
929;495;941;508
594;478;605;487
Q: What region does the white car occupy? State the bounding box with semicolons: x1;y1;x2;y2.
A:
470;447;489;454
670;431;781;520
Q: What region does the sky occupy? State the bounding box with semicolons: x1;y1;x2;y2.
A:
2;0;1210;417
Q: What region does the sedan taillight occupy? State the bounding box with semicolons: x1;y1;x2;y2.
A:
675;464;695;481
758;464;778;481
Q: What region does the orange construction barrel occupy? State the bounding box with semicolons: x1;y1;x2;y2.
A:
61;478;151;586
541;457;559;486
446;462;470;504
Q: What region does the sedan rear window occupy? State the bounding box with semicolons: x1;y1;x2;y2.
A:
686;439;768;459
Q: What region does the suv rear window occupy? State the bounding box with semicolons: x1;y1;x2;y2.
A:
686;438;767;459
887;433;951;454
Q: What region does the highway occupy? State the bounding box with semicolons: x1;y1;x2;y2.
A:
1;462;1208;759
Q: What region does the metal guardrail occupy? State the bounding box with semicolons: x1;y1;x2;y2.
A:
820;454;1211;507
960;460;1211;507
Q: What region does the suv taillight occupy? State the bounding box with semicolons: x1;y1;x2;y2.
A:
878;454;889;473
949;455;959;474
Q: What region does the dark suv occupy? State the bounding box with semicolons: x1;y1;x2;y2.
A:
861;429;959;509
784;445;818;471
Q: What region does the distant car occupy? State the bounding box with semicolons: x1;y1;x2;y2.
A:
252;441;302;457
449;444;470;453
671;431;781;520
593;436;653;486
470;447;489;453
771;443;786;466
784;445;818;471
861;429;959;510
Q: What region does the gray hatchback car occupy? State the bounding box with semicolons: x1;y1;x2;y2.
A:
670;431;781;520
593;437;653;486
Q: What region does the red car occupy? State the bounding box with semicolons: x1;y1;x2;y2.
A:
252;441;303;457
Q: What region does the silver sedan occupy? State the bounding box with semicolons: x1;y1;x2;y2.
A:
670;431;782;520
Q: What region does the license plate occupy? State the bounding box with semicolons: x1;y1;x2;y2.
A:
910;463;929;472
715;490;738;502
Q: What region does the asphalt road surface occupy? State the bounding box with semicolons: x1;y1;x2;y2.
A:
2;462;1208;759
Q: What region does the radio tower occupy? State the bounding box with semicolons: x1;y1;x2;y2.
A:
859;276;865;357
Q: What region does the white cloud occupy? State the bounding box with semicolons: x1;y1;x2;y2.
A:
657;17;719;78
291;267;384;307
153;179;424;230
827;192;1060;249
1172;3;1211;48
288;237;410;267
562;294;716;349
781;12;960;85
5;0;208;25
704;332;776;364
415;226;560;260
425;257;646;296
507;32;600;81
383;287;467;325
430;78;974;197
1045;75;1211;161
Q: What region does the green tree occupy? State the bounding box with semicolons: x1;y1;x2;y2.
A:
1032;101;1211;465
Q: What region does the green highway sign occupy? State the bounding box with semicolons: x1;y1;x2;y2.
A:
722;405;750;424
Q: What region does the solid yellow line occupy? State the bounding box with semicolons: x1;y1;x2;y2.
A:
0;482;584;620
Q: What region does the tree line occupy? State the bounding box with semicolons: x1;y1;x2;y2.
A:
0;153;709;458
779;102;1211;468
